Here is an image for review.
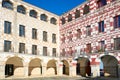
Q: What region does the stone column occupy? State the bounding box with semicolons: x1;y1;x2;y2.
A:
42;64;47;76
71;60;77;76
24;65;28;77
91;64;100;77
0;65;5;78
58;62;63;76
69;60;77;76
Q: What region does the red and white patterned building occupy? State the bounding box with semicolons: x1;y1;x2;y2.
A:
60;0;120;77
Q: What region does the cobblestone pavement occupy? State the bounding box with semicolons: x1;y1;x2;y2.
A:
0;76;120;80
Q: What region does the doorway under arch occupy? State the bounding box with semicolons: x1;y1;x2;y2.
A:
29;58;42;76
5;56;24;77
46;60;57;75
100;55;118;77
62;60;69;75
76;57;91;77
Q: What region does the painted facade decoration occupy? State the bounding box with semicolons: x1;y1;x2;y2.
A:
0;0;120;78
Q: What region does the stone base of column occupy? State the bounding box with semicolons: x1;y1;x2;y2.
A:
58;62;63;76
69;60;77;76
91;65;100;77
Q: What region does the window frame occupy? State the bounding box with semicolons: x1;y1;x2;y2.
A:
32;28;37;39
43;31;47;42
19;43;25;53
17;5;26;14
4;40;11;52
2;0;13;10
43;46;47;56
98;21;104;33
19;25;25;37
32;45;37;55
4;21;11;34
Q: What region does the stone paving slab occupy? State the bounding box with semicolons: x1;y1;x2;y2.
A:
0;76;119;80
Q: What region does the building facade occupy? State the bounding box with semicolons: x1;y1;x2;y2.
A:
0;0;120;79
0;0;64;78
60;0;120;78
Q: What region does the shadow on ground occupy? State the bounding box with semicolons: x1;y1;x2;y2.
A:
1;76;120;80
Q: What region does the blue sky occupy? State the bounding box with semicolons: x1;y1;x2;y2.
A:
24;0;85;15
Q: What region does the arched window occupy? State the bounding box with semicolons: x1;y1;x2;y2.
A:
97;0;107;8
68;14;72;22
17;5;26;14
40;14;48;21
75;10;80;19
50;17;57;25
83;5;90;15
2;0;13;10
61;17;65;25
29;10;37;18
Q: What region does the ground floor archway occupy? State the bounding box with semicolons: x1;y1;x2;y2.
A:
101;55;118;77
46;59;57;75
76;57;91;77
29;58;42;76
5;56;24;77
62;60;69;75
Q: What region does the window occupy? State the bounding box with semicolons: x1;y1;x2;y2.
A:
69;47;73;56
75;10;80;19
4;40;11;52
114;15;120;29
68;14;72;22
83;5;90;15
68;32;72;41
52;34;56;43
2;0;13;10
43;31;47;41
19;25;25;37
32;28;37;39
4;21;11;34
40;14;48;21
52;48;56;57
50;17;57;25
17;5;26;14
98;41;105;52
61;17;65;25
32;45;37;55
98;21;104;32
19;43;25;53
86;44;91;53
29;10;37;18
86;26;91;36
97;0;107;8
43;47;47;56
61;34;65;43
114;38;120;50
76;29;81;39
61;49;65;57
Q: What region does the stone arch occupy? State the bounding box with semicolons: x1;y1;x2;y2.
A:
76;57;91;77
75;9;80;19
50;17;57;25
46;59;57;75
83;4;90;15
99;54;119;77
29;58;42;76
68;14;72;22
40;14;48;21
2;0;13;10
29;10;37;18
5;56;24;77
62;60;69;75
17;5;26;14
61;17;65;25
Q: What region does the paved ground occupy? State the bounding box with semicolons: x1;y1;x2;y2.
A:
0;76;119;80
